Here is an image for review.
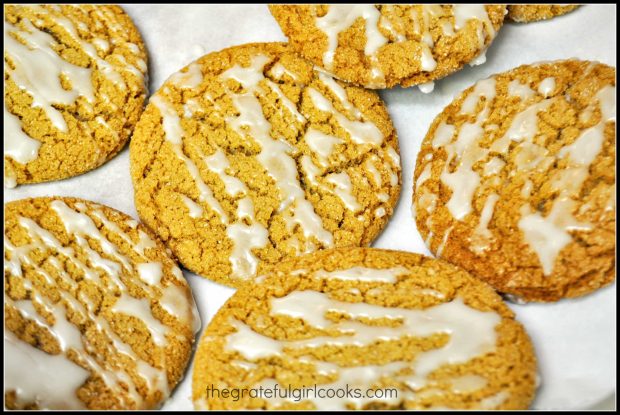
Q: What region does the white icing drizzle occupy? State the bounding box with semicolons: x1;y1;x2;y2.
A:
318;71;362;118
270;62;299;82
483;157;505;176
470;193;499;254
365;155;382;186
450;374;488;393
460;78;496;115
313;5;497;87
436;226;453;257
308;87;383;146
418;81;435;94
479;391;509;409
432;122;456;149
326;172;361;212
110;294;170;346
518;84;615;275
315;5;387;87
4;103;41;164
169;63;203;89
313;266;410;283
416;163;433;190
508;79;535;101
203;148;247;197
491;99;554;153
453;5;496;49
137;262;163;285
4;220;169;407
180;195;204;219
151;95;229;223
440;112;487;220
304;128;342;167
220;54;333;254
4;199;200;408
223;287;500;410
5;325;90;409
4;6;146;181
4;18;94;132
538;77;556;97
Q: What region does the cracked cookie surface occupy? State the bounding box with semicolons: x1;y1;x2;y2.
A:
4;5;148;187
192;248;537;410
413;60;616;302
4;197;200;409
507;5;579;23
269;5;506;89
130;42;400;288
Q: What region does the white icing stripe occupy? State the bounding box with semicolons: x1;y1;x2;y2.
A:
316;5;387;86
508;79;535;101
169;63;203;89
326;172;361;212
314;266;410;283
110;294;170;347
180;195;204;219
5;19;94;132
518;84;615;275
470;193;499;254
308;87;383;146
5;326;90;409
4;202;200;407
304;128;342;166
203;148;248;197
151;95;229;223
137;262;163;285
223;288;500;410
270;62;299;82
318;71;362;118
538;77;556;97
314;5;497;87
4;103;42;164
220;54;333;253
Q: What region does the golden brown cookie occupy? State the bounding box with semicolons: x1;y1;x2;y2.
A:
269;5;506;89
4;5;148;188
192;248;537;410
4;197;200;409
413;60;615;302
130;42;401;288
507;5;579;23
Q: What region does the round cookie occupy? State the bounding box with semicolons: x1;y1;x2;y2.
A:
413;60;616;302
4;197;200;409
130;42;401;288
269;5;506;89
507;5;579;23
4;5;148;188
192;248;537;410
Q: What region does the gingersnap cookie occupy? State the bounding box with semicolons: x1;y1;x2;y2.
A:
268;5;506;89
192;248;537;410
130;42;401;288
507;5;579;23
413;60;615;302
4;5;148;188
4;197;200;409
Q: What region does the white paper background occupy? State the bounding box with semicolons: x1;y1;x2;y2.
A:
4;4;616;410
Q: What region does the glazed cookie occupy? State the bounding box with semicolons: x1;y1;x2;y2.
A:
4;5;148;188
413;60;615;302
269;5;506;89
130;43;401;288
192;248;537;410
4;197;200;409
507;5;579;23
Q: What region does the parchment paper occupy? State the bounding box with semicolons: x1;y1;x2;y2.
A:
4;4;616;410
